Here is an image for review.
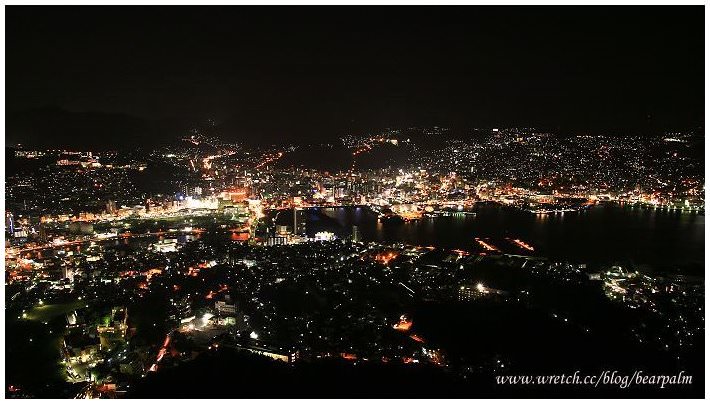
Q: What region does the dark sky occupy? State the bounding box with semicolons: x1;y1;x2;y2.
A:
6;6;705;147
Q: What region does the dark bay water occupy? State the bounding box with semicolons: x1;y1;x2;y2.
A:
294;204;704;272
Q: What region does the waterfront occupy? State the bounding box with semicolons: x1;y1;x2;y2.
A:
292;204;704;272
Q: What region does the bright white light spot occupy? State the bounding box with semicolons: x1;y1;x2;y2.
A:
202;313;213;324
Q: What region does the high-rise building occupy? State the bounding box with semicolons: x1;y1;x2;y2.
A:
352;225;361;243
5;212;14;234
293;208;306;235
105;200;118;214
38;224;48;244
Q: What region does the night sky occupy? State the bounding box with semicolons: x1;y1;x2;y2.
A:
6;6;705;147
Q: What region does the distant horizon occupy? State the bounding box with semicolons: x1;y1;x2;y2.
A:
6;106;705;151
7;5;704;149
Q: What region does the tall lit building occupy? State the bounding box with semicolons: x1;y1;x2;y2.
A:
105;200;118;214
352;225;361;243
293;208;306;235
5;211;14;234
38;224;48;244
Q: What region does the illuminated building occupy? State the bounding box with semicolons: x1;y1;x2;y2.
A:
267;235;288;246
153;238;178;253
5;211;14;234
105;200;118;214
457;283;508;301
12;228;28;239
63;331;101;364
97;307;129;342
215;296;237;315
293;207;306;235
458;283;488;301
314;231;336;241
352;225;361;242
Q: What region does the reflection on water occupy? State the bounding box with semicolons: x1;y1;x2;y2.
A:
300;204;704;270
26;206;702;274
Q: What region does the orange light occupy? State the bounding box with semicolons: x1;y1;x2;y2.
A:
340;353;358;361
409;334;425;343
475;237;499;252
392;315;413;331
509;238;534;251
